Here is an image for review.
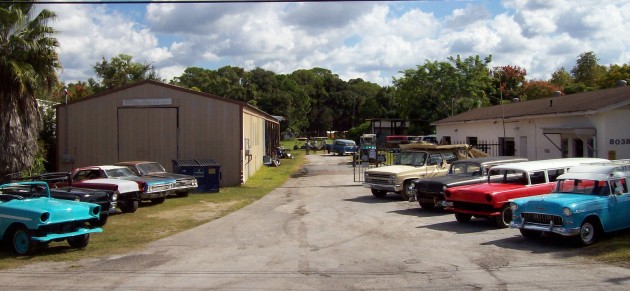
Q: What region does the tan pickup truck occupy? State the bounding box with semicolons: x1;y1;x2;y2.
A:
362;143;486;200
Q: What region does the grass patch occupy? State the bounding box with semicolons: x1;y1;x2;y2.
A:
0;147;306;269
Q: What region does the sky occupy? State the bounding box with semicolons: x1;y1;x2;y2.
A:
36;0;630;86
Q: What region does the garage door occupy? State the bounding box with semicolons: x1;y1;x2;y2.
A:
118;107;178;171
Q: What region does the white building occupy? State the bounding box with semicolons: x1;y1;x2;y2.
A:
433;84;630;161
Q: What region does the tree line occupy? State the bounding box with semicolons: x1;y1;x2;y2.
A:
2;1;630;176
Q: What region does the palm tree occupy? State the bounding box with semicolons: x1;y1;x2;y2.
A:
0;1;60;178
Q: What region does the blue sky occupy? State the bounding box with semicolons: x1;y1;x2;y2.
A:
39;0;630;86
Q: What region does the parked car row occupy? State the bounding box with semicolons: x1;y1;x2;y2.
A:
0;161;198;256
373;156;630;246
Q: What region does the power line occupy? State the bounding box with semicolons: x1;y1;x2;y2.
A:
1;0;426;4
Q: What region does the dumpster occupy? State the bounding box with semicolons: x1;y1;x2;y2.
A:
172;159;221;192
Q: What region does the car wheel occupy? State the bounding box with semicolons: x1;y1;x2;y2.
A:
400;181;412;201
11;226;36;256
419;202;435;210
371;189;387;198
151;196;166;204
576;219;600;246
67;234;90;249
455;212;472;223
120;200;139;213
91;214;108;227
494;204;512;228
519;229;541;239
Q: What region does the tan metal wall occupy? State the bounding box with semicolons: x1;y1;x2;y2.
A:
56;82;279;187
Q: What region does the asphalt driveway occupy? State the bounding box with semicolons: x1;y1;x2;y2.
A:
2;154;630;290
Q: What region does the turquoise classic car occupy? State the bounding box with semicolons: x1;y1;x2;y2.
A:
0;181;103;255
509;161;630;246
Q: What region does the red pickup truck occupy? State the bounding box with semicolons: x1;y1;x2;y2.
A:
444;158;608;228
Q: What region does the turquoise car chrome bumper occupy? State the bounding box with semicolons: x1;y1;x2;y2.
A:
510;221;580;236
32;227;103;242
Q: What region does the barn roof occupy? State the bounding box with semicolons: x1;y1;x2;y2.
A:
433;85;630;125
56;80;278;123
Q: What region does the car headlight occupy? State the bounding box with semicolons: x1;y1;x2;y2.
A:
112;191;118;201
390;175;396;179
510;203;518;211
442;185;447;191
562;207;573;217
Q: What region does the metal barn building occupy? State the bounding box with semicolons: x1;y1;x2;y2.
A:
55;80;280;187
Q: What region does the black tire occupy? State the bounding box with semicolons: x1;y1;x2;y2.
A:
519;229;541;239
419;202;435;210
455;212;472;223
10;226;36;256
575;219;600;246
67;234;90;249
494;204;512;228
371;189;387;198
120;200;139;213
151;196;166;204
400;181;412;201
91;214;109;227
176;191;189;198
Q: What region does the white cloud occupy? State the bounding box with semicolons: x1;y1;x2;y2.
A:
39;0;630;86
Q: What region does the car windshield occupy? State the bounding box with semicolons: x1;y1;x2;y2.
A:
105;168;137;178
555;179;612;196
394;152;426;166
450;163;482;176
488;169;528;185
136;163;166;175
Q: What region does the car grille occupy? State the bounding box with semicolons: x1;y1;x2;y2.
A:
365;173;391;184
37;221;92;235
416;181;443;193
452;201;494;212
522;212;563;225
149;184;171;192
176;179;196;187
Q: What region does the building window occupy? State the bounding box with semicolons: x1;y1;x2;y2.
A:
466;136;478;146
441;136;451;145
574;138;584;157
561;138;568;158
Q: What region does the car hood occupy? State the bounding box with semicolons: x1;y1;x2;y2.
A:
78;178;140;193
1;198;100;224
144;172;195;181
366;165;420;175
512;193;609;213
419;175;483;187
118;176;176;185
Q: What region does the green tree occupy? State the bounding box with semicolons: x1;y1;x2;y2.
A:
570;51;605;89
549;66;573;88
598;63;630;88
93;54;161;91
0;1;60;177
394;55;493;134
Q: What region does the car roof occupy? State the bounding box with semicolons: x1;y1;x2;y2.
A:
81;165;127;171
560;162;630;180
116;161;155;166
334;139;355;143
452;156;528;165
490;158;610;172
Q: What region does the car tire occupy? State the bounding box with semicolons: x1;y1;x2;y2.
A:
575;218;600;246
400;181;412;201
67;234;90;249
519;229;541;239
455;212;472;223
494;204;512;228
176;191;189;198
371;189;387;198
419;202;435;210
151;196;166;204
10;226;36;256
91;214;108;227
120;200;139;213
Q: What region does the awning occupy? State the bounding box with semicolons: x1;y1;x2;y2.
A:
541;127;596;154
541;127;596;135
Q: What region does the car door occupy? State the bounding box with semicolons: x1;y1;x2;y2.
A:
605;178;630;231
